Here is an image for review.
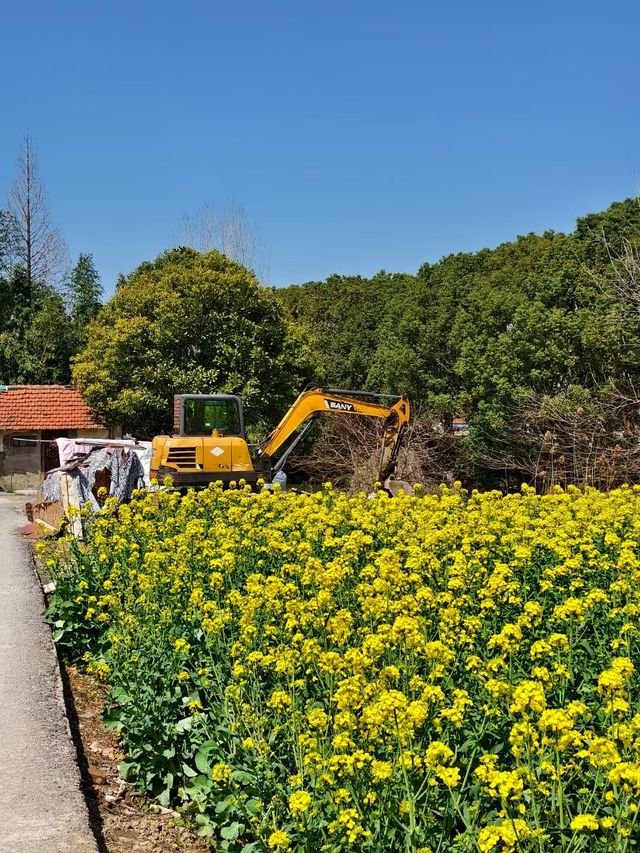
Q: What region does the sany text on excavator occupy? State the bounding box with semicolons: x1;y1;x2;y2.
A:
150;387;410;492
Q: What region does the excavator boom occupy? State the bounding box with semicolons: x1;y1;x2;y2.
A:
256;387;410;482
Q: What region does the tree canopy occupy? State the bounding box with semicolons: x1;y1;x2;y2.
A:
65;253;103;350
73;248;306;436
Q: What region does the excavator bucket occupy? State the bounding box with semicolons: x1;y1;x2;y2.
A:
382;477;415;497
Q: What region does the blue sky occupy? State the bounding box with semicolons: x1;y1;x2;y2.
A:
1;0;638;293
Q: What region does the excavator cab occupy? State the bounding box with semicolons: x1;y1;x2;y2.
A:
151;394;257;487
179;395;245;438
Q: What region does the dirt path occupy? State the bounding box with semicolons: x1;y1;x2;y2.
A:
0;494;98;853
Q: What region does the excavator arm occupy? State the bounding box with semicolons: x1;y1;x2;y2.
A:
256;387;410;483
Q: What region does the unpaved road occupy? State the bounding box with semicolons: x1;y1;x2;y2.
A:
0;494;97;853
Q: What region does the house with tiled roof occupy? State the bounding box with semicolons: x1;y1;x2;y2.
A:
0;386;110;489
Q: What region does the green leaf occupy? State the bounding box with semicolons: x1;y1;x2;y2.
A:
194;814;214;838
118;760;138;781
194;740;219;774
110;686;129;704
185;774;212;796
157;788;171;807
220;822;244;841
245;798;260;816
231;770;254;785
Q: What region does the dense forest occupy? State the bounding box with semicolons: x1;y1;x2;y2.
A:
279;198;640;407
277;197;640;489
2;137;640;490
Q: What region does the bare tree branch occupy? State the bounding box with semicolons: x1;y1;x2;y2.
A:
605;238;640;314
7;135;68;288
287;409;462;493
473;390;640;492
177;201;271;283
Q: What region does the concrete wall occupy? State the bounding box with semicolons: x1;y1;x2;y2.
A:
76;429;109;439
0;431;42;491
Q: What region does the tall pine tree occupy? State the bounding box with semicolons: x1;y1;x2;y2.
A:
66;253;102;348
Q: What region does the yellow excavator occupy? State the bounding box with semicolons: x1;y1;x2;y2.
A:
150;387;410;491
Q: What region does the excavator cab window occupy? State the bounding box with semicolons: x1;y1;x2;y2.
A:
183;397;242;436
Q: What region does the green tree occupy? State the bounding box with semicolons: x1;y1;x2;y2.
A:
0;265;43;382
0;266;73;384
66;253;103;347
22;292;73;383
0;210;18;276
278;271;412;390
574;197;640;265
276;213;636;487
73;248;306;436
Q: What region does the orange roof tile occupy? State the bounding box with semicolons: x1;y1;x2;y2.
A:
0;386;103;431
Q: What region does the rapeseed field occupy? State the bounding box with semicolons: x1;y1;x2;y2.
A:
46;483;640;851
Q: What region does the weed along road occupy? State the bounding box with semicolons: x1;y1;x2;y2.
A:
0;495;97;853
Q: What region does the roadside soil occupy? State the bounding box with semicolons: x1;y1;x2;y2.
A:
63;664;211;853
